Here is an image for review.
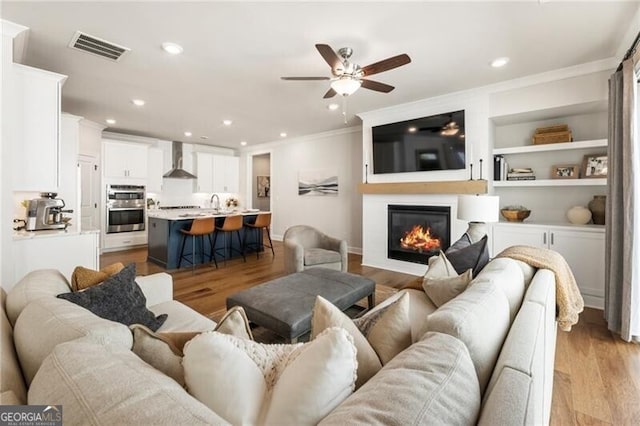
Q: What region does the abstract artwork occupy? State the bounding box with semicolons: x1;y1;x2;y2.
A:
298;169;338;196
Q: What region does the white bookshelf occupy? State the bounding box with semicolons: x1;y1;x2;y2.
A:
494;178;607;187
493;139;607;155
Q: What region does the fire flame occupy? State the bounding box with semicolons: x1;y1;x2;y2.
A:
400;225;441;253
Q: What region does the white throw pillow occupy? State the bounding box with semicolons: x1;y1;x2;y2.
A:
422;251;473;306
311;291;412;387
182;327;357;425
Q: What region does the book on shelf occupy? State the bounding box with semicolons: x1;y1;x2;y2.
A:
507;176;536;181
493;155;508;181
507;172;535;178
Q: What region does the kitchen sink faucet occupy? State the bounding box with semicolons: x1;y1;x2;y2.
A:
210;193;220;210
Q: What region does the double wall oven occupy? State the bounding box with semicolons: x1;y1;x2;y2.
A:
106;184;146;233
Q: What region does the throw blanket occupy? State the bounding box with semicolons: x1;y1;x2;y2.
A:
497;245;584;332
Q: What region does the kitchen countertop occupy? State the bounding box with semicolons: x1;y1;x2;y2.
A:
13;225;100;240
147;208;267;221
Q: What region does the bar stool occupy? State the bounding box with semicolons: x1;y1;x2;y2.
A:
213;215;246;265
243;213;274;259
178;217;217;272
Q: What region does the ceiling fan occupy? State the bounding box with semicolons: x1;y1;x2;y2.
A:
281;44;411;98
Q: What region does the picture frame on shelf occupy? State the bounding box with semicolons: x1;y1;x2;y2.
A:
581;153;608;178
551;164;579;179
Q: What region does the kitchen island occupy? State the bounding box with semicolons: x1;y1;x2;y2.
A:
147;209;268;269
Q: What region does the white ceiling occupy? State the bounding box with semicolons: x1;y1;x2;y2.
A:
2;1;637;148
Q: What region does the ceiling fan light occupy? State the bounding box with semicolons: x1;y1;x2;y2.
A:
330;77;361;96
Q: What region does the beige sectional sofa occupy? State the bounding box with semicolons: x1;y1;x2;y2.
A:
1;257;557;425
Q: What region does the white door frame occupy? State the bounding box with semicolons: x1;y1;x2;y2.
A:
244;149;273;210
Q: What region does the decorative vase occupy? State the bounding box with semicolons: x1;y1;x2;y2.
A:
588;195;606;225
567;206;592;225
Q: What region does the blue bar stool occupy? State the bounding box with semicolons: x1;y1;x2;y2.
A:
178;217;217;272
243;213;274;259
213;215;246;265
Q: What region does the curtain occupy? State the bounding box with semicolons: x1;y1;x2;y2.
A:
605;58;640;342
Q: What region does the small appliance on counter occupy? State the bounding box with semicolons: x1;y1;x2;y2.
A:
25;192;74;231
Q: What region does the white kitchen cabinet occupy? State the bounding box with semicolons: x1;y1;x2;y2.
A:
193;153;239;193
11;64;66;191
147;148;164;193
213;155;239;193
102;230;147;251
103;140;149;180
492;222;605;308
13;231;99;285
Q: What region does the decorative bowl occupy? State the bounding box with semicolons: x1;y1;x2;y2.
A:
501;209;531;222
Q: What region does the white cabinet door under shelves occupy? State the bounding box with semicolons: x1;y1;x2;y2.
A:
147;148;164;193
103;141;148;180
492;223;605;308
11;65;65;191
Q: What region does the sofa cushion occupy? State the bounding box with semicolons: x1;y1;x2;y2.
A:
131;306;253;386
6;269;71;326
423;268;473;307
426;280;510;393
57;263;167;331
1;289;26;404
319;332;480;426
183;327;356;426
480;300;545;426
151;300;216;332
14;297;133;385
471;257;526;322
28;340;228;425
304;248;341;266
70;262;124;291
445;234;490;277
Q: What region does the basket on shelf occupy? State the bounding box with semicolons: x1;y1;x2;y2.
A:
500;208;531;222
532;124;572;145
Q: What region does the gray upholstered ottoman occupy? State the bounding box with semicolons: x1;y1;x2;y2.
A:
226;268;376;342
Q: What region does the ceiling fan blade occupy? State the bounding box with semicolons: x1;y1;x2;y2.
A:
315;44;342;70
361;54;411;76
323;88;337;99
281;76;331;81
361;79;395;93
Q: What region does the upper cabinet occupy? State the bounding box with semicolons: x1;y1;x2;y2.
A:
147;148;164;193
103;140;149;181
193;152;239;194
10;64;66;191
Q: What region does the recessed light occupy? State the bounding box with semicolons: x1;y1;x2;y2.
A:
240;141;247;146
200;135;209;140
184;131;192;137
106;118;116;125
162;42;183;55
327;103;340;111
490;57;509;68
408;126;417;133
280;132;287;138
222;119;233;126
131;99;145;106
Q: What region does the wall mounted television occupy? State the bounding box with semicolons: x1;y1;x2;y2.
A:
371;110;466;174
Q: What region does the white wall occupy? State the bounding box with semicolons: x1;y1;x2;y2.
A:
241;127;363;252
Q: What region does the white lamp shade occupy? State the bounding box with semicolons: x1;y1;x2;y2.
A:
330;77;361;96
457;195;500;223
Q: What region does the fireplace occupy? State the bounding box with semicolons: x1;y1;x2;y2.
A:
388;205;451;264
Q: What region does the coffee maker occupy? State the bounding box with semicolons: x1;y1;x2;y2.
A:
26;193;73;231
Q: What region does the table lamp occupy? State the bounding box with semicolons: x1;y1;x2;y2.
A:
457;195;500;243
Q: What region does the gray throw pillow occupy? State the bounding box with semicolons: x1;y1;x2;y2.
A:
57;263;167;331
445;234;489;277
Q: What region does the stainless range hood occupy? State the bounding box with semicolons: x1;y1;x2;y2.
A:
163;141;197;179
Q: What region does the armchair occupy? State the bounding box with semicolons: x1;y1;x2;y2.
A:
283;225;348;274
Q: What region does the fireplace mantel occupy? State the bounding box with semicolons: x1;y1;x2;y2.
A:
358;180;487;195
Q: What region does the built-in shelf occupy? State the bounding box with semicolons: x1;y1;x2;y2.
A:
358;180;488;195
493;139;607;155
493;178;607;187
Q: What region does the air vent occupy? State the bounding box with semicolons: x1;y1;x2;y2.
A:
68;31;130;61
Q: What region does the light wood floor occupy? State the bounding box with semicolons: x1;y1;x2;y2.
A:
101;241;640;425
